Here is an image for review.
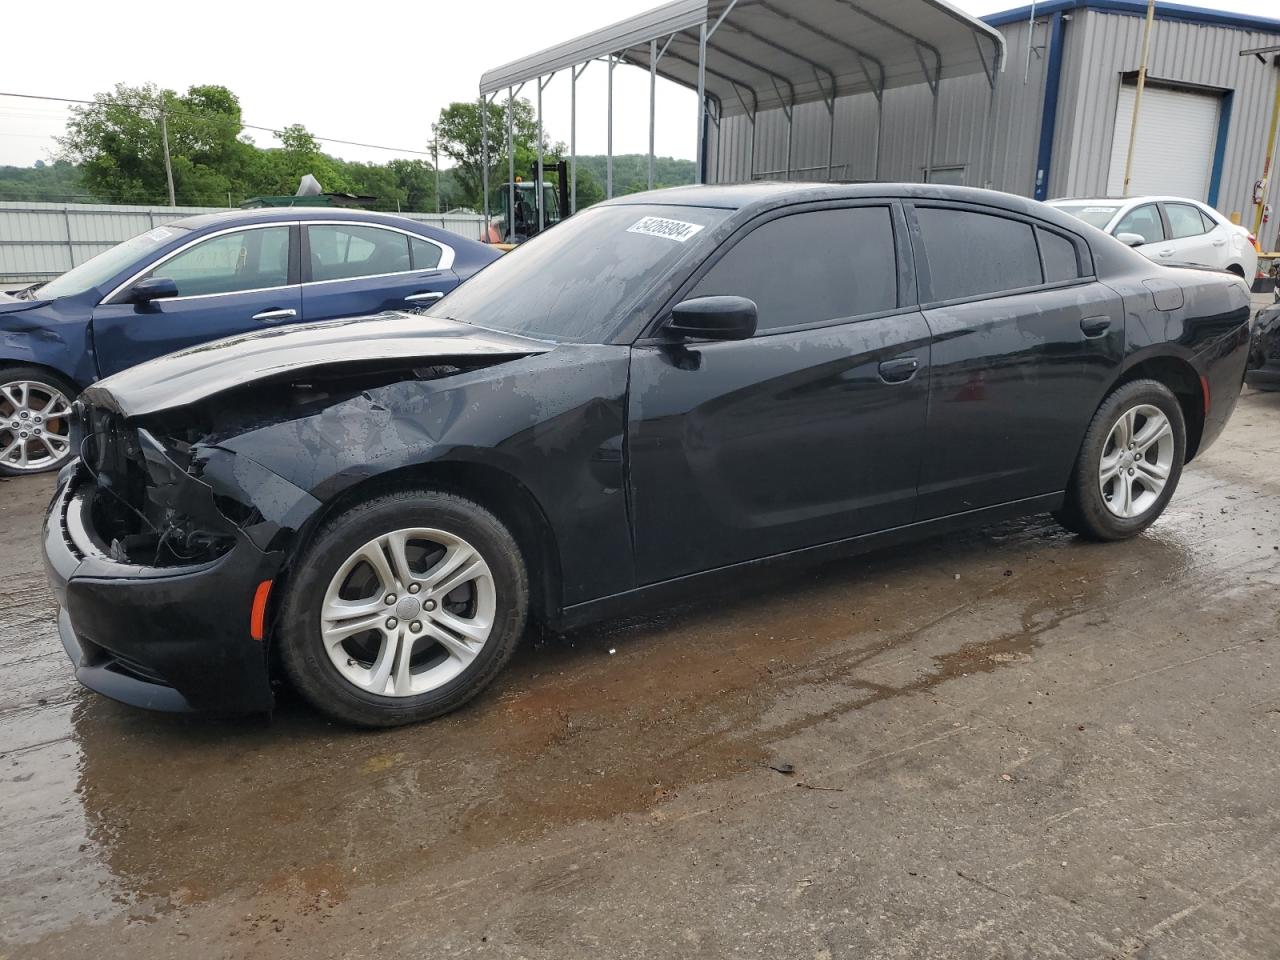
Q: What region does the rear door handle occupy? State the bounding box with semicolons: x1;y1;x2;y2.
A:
878;357;920;383
1080;316;1111;337
252;308;297;322
404;291;444;303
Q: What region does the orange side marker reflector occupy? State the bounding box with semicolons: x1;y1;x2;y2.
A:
1200;375;1211;417
250;580;273;641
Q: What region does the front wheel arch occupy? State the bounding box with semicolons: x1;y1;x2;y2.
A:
274;460;562;640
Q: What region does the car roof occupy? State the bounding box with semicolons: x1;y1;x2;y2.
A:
1049;196;1213;208
167;206;462;232
600;181;1063;221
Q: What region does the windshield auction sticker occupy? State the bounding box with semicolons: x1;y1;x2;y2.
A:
627;216;705;242
144;228;175;242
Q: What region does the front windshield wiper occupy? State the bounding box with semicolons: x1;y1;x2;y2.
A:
16;281;47;301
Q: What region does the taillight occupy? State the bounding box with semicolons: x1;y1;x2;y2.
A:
1248;232;1261;253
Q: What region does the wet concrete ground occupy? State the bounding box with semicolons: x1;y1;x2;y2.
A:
1;389;1278;959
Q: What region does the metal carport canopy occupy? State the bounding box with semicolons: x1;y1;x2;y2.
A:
478;0;1006;117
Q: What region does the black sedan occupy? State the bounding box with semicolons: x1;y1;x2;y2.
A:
43;183;1252;726
1246;301;1280;391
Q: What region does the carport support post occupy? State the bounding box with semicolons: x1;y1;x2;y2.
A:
507;87;515;243
536;76;544;233
481;96;490;238
696;22;707;184
607;55;615;199
570;65;578;215
649;39;657;190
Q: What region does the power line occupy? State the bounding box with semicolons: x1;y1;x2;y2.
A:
0;90;435;157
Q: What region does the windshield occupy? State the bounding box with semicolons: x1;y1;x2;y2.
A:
37;224;190;300
1051;203;1122;230
427;203;731;343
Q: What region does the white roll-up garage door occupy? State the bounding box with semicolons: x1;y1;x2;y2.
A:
1106;84;1220;200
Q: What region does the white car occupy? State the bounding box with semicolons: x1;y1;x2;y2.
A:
1048;196;1258;283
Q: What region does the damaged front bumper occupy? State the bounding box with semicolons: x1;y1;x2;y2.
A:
42;430;319;714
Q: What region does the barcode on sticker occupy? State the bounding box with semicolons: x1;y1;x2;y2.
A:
627;216;705;242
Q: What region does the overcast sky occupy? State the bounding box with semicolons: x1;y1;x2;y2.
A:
1;0;1275;172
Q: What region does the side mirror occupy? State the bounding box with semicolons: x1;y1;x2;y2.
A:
664;296;757;341
1116;232;1146;248
129;276;179;303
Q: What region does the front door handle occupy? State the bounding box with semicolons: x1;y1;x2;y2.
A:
878;357;920;383
1080;316;1111;338
404;291;444;304
252;308;297;322
1157;248;1175;258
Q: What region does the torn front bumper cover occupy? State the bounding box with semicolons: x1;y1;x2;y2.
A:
41;444;315;714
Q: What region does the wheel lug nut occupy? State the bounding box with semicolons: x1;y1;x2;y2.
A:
408;583;420;594
1128;468;1135;476
384;594;396;604
424;599;437;612
410;621;422;632
386;617;398;629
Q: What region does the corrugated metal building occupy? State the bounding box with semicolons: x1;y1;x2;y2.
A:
707;0;1280;240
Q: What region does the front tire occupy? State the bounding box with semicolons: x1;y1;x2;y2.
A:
277;488;529;727
0;367;77;477
1054;379;1186;541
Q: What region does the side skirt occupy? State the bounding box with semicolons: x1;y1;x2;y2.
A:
551;492;1064;630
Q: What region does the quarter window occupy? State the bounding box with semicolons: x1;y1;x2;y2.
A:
1037;228;1082;283
308;225;411;282
690;207;898;333
1114;204;1165;244
145;226;290;297
915;207;1042;301
411;237;443;270
1165;203;1208;240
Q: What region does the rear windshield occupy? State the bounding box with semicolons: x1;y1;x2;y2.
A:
426;204;730;343
1051;203;1121;230
38;225;190;300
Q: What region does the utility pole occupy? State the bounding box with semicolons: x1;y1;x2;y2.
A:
430;132;441;214
1121;0;1157;197
159;100;176;207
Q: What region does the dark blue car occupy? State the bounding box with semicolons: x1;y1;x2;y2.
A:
0;207;500;476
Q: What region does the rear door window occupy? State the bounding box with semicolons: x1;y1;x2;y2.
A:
914;207;1042;301
1114;204;1165;244
690;206;898;333
1165;203;1209;240
308;224;411;282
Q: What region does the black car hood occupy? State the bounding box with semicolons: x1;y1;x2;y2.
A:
83;311;552;418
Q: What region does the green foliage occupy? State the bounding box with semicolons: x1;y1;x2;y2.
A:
14;85;693;214
0;160;87;202
435;99;553;211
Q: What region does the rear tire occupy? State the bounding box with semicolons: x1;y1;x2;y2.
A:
277;488;528;727
0;366;78;477
1054;379;1186;541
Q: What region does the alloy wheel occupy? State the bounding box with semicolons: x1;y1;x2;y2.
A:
1098;403;1175;519
0;379;74;473
320;528;496;697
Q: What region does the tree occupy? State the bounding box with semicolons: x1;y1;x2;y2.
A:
57;83;248;205
434;99;548;210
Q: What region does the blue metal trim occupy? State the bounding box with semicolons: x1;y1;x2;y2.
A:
985;0;1280;33
1207;89;1233;208
1034;12;1067;202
